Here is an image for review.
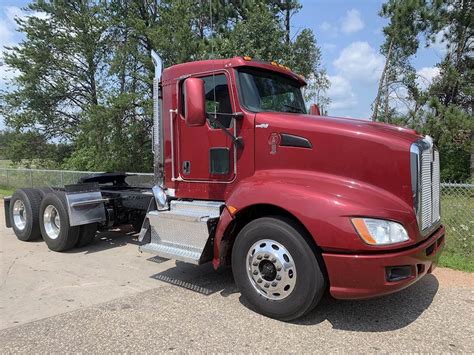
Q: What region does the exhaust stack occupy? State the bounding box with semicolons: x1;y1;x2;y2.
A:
151;50;167;210
151;50;164;188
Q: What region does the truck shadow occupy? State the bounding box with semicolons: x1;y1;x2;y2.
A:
149;262;239;297
70;227;139;254
149;261;440;332
290;274;440;331
63;227;439;332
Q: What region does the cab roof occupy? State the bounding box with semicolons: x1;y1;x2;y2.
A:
161;57;307;86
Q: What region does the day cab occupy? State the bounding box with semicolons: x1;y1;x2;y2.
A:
4;53;444;321
146;55;444;319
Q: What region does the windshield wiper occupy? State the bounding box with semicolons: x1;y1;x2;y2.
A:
282;103;304;113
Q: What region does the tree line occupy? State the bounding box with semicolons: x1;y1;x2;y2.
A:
0;0;329;172
1;0;472;181
374;0;472;181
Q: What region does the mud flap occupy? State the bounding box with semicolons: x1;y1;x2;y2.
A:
4;197;11;228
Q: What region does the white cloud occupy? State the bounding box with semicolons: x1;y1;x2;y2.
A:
333;41;384;83
320;21;332;32
416;66;440;89
0;6;48;91
322;43;337;52
319;9;365;36
327;75;357;110
430;28;450;54
0;14;16;50
341;9;364;34
5;6;25;25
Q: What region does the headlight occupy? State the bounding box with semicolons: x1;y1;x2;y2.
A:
352;218;409;245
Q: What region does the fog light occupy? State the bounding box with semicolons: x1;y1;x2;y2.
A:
386;266;412;282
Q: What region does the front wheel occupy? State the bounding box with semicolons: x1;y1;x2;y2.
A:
232;217;326;321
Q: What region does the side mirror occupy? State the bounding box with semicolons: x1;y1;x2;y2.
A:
309;104;321;116
184;78;206;127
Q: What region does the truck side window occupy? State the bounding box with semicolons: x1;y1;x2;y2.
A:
202;74;233;129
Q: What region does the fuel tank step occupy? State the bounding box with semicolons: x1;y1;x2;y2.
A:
139;200;224;265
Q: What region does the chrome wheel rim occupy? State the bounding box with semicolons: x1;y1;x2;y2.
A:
12;200;27;231
43;205;61;239
247;239;297;301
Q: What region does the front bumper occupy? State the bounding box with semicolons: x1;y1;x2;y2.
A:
323;225;445;300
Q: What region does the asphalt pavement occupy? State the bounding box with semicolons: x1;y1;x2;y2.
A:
1;208;473;353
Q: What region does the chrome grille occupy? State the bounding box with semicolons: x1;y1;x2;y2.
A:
411;137;441;233
420;149;433;230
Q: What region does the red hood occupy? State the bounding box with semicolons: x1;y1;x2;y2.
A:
253;112;420;209
255;112;421;145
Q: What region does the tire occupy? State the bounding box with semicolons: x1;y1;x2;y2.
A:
9;188;43;241
37;187;55;198
232;216;326;321
39;192;80;252
132;216;145;233
76;223;98;248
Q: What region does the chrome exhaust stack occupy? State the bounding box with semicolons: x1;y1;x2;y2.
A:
151;50;167;209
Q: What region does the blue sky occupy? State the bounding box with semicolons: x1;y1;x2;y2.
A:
0;0;446;129
296;0;445;118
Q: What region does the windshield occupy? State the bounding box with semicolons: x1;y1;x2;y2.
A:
238;68;307;114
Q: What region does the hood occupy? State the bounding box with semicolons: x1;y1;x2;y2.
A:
257;112;421;146
253;112;421;208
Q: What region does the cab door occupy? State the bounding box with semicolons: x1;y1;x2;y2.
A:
177;72;235;182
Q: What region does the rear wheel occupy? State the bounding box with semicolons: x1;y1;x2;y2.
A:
40;192;80;252
37;187;55;198
232;216;325;321
76;223;98;248
9;188;43;241
132;216;145;233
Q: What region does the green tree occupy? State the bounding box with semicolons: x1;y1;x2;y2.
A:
374;0;426;122
0;129;73;168
1;0;329;172
1;1;109;140
216;3;286;61
378;0;473;181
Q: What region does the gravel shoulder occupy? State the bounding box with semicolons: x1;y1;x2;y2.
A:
1;208;473;352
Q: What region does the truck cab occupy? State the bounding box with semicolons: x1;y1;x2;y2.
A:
4;53;445;321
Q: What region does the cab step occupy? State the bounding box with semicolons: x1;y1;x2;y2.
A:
139;200;224;265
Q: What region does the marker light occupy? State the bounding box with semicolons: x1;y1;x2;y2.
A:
243;56;252;61
352;218;409;245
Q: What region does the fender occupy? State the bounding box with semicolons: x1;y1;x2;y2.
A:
213;169;420;268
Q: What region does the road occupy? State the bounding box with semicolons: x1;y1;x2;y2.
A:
1;207;473;353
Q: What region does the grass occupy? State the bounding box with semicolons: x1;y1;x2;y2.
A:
0;160;13;168
0;159;57;169
438;191;473;273
0;185;14;198
439;252;474;272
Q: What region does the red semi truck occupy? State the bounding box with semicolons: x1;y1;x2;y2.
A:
4;52;444;320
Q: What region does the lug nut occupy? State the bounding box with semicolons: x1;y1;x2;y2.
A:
252;261;258;266
276;275;281;281
264;254;269;259
264;283;270;288
271;282;277;287
276;266;282;271
253;270;258;275
271;258;276;263
257;278;262;283
257;255;263;260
